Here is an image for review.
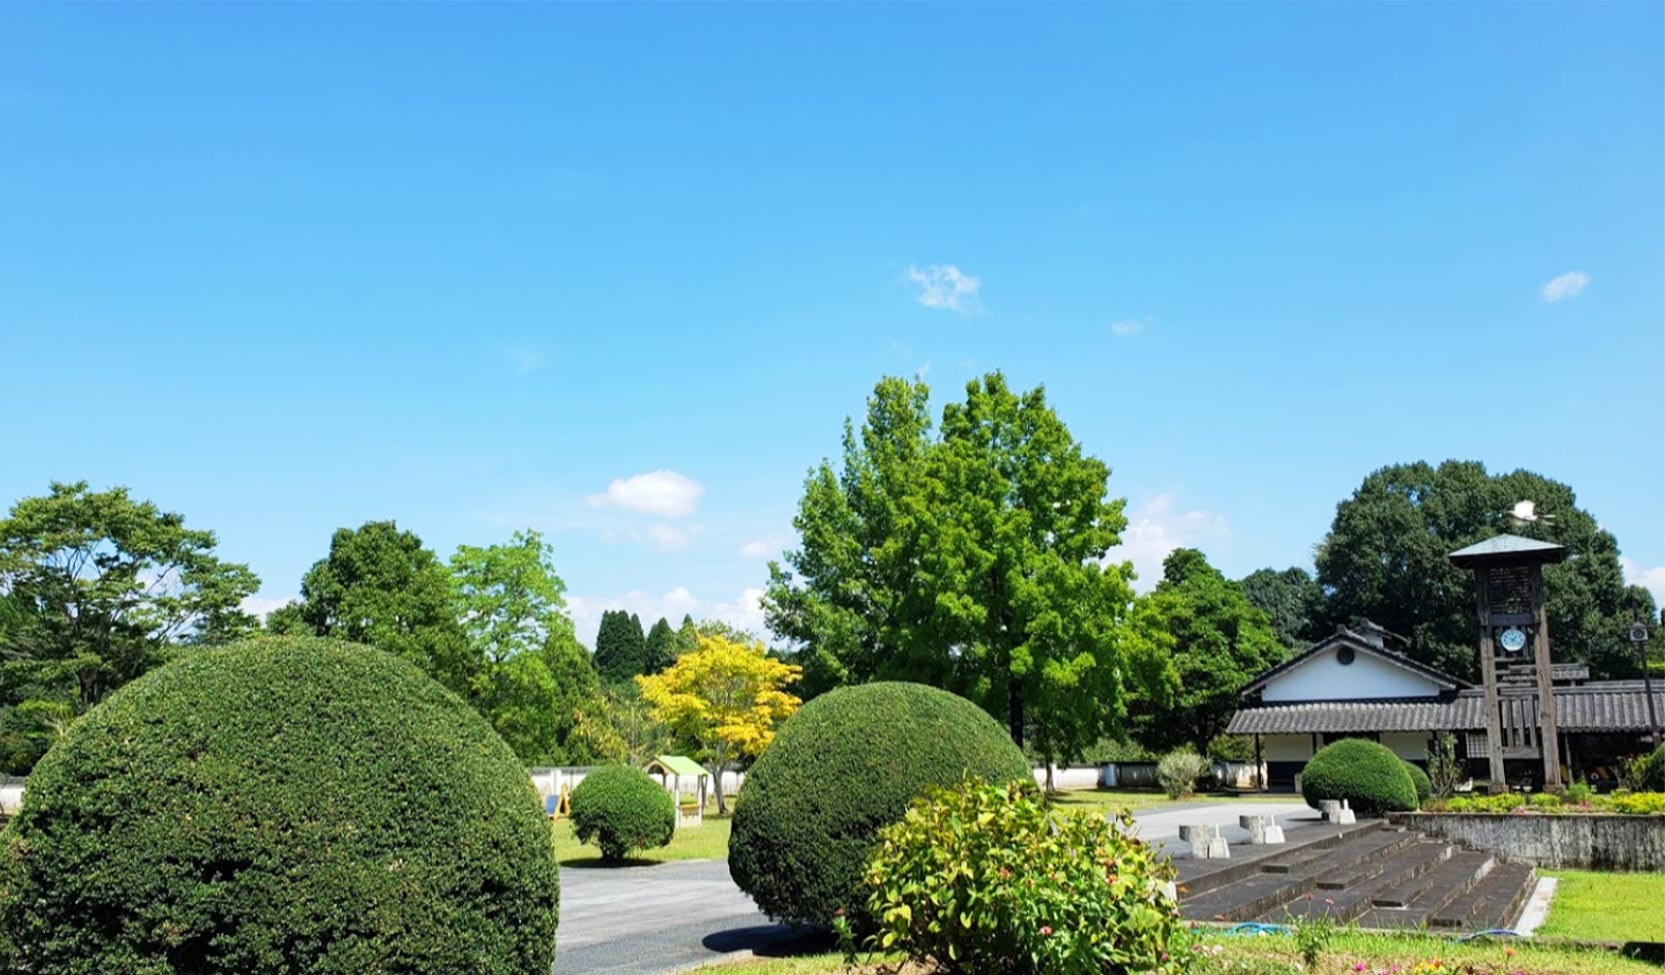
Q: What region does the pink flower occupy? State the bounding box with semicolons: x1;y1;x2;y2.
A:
1041;926;1054;937
1355;965;1367;971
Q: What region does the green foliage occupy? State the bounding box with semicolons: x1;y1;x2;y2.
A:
765;373;1164;768
1426;732;1463;800
450;528;573;665
1129;549;1287;754
1314;461;1656;680
1156;749;1211;798
568;764;676;863
0;636;559;974
1287;909;1336;969
1239;566;1324;650
1443;793;1526;813
728;682;1031;930
1529;792;1563;812
1300;739;1418;815
1402;761;1432;805
1562;782;1592;805
643;617;678;675
593;609;647;683
1440;790;1665;815
287;521;471;692
1642;742;1665;792
1609;791;1665;815
0;481;259;774
864;779;1182;975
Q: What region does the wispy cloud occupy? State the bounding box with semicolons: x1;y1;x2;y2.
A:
1110;318;1149;337
239;594;296;620
646;522;702;552
738;533;794;559
1102;493;1230;592
1621;556;1665;607
906;264;981;314
586;470;704;519
1540;270;1589;303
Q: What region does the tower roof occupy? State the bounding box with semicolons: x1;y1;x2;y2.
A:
1447;533;1568;568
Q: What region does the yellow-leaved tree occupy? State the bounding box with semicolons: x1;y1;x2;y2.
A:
635;632;802;814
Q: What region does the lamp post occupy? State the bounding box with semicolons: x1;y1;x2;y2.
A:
1633;617;1662;749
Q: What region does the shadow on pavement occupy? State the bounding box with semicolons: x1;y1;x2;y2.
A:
701;924;833;958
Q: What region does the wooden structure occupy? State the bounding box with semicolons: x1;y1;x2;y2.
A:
1448;533;1567;793
645;755;709;828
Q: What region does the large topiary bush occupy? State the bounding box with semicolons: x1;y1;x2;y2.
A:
1300;738;1418;816
1402;760;1432;806
0;636;559;975
568;764;675;862
729;682;1031;929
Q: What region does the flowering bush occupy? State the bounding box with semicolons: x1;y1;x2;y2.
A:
1439;791;1665;815
1157;749;1211;799
864;778;1183;975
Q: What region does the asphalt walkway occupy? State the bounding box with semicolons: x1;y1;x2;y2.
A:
553;799;1317;975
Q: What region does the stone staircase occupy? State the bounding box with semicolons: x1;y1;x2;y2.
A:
1175;820;1537;933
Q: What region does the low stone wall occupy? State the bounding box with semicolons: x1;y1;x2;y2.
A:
1390;811;1665;871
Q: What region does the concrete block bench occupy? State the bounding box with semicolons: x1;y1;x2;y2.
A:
1239;813;1286;844
1180;823;1230;859
1319;799;1356;824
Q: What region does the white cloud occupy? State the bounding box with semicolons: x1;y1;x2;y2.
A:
1102;493;1230;592
567;586;766;648
1110;318;1149;337
1540;270;1589;303
738;533;794;559
586;470;704;518
906;264;981;313
646;522;702;552
1621;556;1665;608
240;594;296;621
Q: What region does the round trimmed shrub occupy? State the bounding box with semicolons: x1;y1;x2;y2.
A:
0;636;559;975
1300;739;1418;816
1403;760;1432;806
568;764;675;862
729;682;1031;929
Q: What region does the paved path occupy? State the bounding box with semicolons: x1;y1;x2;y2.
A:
553;799;1317;975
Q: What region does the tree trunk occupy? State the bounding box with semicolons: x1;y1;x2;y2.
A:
710;758;729;815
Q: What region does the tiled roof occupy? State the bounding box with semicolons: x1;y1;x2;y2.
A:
1447;533;1567;566
1227;685;1665;736
1239;626;1470;698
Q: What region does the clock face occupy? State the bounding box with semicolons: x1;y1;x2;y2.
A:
1498;627;1528;653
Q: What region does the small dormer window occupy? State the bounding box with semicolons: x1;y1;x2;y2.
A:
1336;646;1356;666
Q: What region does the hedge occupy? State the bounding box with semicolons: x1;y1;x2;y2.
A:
728;682;1031;930
0;636;559;975
1300;738;1418;816
1403;760;1432;805
568;765;675;862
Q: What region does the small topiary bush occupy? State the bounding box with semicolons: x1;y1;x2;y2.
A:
1300;739;1418;816
568;764;675;862
1157;748;1211;798
1643;742;1665;792
0;636;559;975
864;779;1183;975
1402;760;1432;806
729;682;1031;930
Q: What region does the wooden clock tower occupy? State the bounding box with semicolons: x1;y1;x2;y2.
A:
1448;533;1568;793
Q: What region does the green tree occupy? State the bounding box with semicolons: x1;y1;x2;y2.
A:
1240;566;1324;650
675;614;699;654
1314;461;1654;680
766;373;1156;773
1130;548;1287;755
643;617;677;675
286;521;470;692
592;609;646;684
0;482;259;773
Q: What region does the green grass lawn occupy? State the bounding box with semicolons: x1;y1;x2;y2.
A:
552;815;732;867
1538;870;1665;944
692;929;1659;975
1048;788;1298;815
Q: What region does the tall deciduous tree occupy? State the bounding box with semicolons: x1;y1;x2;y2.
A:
287;521;470;693
1314;461;1654;680
593;609;647;684
1240;566;1324;650
766;373;1156;770
635;633;801;814
1129;549;1286;754
0;482;259;772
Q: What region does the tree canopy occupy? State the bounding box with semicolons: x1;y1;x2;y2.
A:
592;610;646;684
1239;566;1324;651
1129;548;1286;754
0;482;259;772
642;617;678;675
1314;461;1654;680
765;373;1156;765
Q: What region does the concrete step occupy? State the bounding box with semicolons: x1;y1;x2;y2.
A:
1427;862;1536;932
1306;830;1421;887
1357;851;1495;929
1183;825;1417;923
1174;820;1382;898
1275;840;1453;924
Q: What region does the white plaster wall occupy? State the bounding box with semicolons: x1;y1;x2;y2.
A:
1261;646;1441;702
1381;731;1432;761
1262;735;1315;762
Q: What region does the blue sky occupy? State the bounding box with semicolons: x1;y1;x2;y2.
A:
3;4;1661;644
